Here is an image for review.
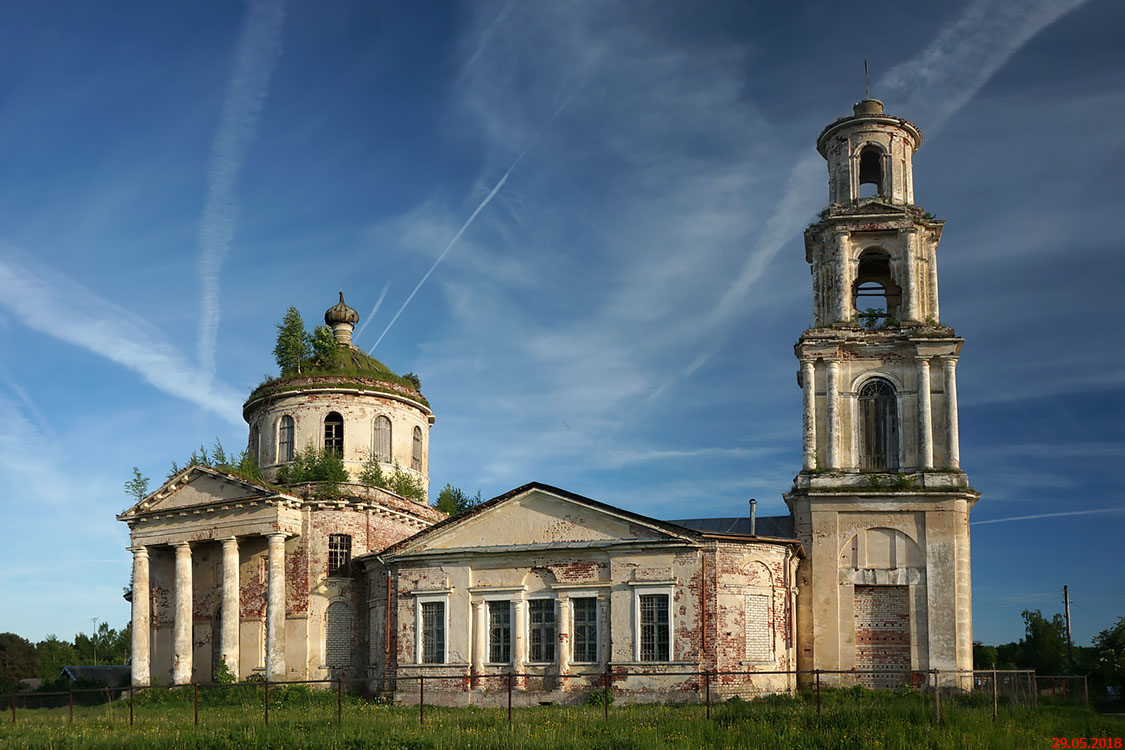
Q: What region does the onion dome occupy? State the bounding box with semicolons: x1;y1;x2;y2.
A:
325;291;359;325
325;291;359;346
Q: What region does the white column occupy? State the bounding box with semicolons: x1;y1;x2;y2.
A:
130;546;150;686
513;599;528;672
471;600;486;677
172;542;193;685
943;357;960;469
826;360;841;470
265;533;286;679
927;246;940;322
220;537;240;677
903;230;920;321
557;598;570;677
917;358;934;470
801;360;817;471
834;233;851;323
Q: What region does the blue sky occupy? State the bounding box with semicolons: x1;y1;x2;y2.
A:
0;0;1121;650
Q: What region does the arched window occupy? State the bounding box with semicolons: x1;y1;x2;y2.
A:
853;249;902;326
411;426;423;471
859;378;899;471
278;415;295;463
325;602;351;669
373;416;392;462
858;145;884;197
324;412;344;456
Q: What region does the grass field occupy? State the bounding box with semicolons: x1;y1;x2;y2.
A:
0;686;1121;749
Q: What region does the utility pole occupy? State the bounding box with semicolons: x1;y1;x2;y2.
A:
91;618;99;666
1063;586;1074;669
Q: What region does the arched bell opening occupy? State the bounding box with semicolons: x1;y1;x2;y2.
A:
853;249;902;327
858;145;885;198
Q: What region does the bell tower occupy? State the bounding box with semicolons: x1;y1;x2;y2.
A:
784;99;978;684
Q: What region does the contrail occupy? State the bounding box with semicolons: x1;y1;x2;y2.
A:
972;507;1124;526
370;93;574;353
196;0;287;380
354;283;389;341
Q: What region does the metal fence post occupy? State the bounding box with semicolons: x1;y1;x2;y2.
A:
933;670;941;724
69;688;73;724
1083;675;1089;710
992;669;998;724
1032;672;1038;709
337;676;343;725
129;686;134;727
419;676;425;726
815;669;821;717
705;671;711;720
10;694;14;724
193;683;199;727
264;677;270;726
507;672;513;725
603;667;610;720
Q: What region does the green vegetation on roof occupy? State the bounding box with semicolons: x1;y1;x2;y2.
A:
255;305;425;405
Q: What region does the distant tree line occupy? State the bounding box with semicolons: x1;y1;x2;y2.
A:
0;623;130;693
975;609;1125;705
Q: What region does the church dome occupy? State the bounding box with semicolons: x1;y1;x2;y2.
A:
325;291;359;325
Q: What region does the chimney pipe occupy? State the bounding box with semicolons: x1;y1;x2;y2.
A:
749;498;757;536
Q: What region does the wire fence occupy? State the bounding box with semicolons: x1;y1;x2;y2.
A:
1;667;1087;729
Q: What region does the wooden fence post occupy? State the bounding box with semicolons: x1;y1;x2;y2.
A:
419;676;424;726
264;678;270;726
193;683;199;727
992;669;998;723
337;676;343;725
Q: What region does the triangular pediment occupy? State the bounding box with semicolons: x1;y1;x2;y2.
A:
117;466;286;519
384;483;698;558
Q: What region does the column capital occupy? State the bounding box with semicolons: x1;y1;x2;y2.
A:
915;355;932;365
129;545;149;556
173;541;192;551
825;358;841;369
938;355;958;365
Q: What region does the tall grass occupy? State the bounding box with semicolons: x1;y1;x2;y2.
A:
0;686;1120;749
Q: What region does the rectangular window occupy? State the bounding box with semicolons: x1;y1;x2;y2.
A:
639;594;670;662
421;601;445;664
278;416;294;462
327;534;352;577
488;601;511;663
571;598;598;663
528;599;556;663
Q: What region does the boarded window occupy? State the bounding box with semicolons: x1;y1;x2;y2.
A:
373;416;391;462
278;415;294;463
411;426;423;471
639;594;669;662
325;602;351;668
745;594;773;662
421;601;444;664
571;598;598;663
488;601;511;663
859;379;899;471
249;425;260;465
528;600;555;663
854;585;910;688
324;412;344;456
327;534;351;577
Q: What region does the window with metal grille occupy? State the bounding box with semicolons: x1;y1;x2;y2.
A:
571;598;598;663
324;412;344;456
639;594;669;662
411;426;423;471
859;378;899;471
325;602;351;668
327;534;351;577
421;601;444;664
278;415;294;463
373;416;391;462
528;599;555;663
488;601;511;663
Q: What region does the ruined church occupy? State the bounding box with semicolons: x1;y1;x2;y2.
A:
118;99;977;702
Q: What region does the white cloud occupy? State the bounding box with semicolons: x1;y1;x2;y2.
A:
196;0;287;379
0;250;243;421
